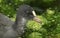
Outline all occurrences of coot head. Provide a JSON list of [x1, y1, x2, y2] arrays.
[[17, 4, 41, 23]]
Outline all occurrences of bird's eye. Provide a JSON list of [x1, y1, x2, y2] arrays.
[[26, 11, 32, 15], [26, 11, 29, 13], [26, 10, 35, 17]]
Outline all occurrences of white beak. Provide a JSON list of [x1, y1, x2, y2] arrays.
[[32, 11, 36, 17], [32, 11, 42, 23]]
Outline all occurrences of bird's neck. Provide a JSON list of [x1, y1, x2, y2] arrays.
[[13, 16, 27, 35]]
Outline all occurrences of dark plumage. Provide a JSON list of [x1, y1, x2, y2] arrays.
[[0, 4, 41, 38]]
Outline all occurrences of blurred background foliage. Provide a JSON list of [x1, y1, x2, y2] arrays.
[[0, 0, 60, 38]]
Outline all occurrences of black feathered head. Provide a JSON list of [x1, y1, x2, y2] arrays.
[[17, 4, 41, 23]]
